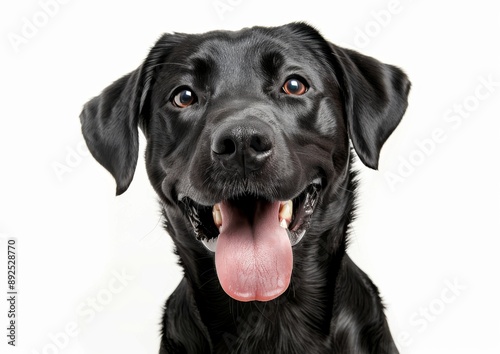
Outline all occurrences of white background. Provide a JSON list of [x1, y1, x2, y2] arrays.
[[1, 0, 499, 353]]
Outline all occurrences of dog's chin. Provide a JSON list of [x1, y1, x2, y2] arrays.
[[178, 178, 321, 302]]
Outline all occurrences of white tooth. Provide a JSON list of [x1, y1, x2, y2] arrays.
[[279, 200, 293, 221], [312, 178, 322, 186], [280, 219, 288, 229], [202, 237, 218, 252], [212, 203, 222, 229]]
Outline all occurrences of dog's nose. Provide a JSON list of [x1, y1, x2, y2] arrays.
[[211, 121, 273, 176]]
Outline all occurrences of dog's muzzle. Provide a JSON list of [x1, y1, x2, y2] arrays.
[[178, 118, 324, 302]]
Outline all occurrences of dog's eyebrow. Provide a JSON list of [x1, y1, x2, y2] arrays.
[[260, 51, 284, 80], [191, 57, 214, 86]]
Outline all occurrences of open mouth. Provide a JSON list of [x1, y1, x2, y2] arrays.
[[180, 178, 321, 302], [181, 178, 322, 252]]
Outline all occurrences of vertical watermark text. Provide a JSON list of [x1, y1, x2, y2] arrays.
[[6, 237, 18, 347]]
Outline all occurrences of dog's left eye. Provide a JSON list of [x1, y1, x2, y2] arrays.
[[282, 78, 308, 95], [172, 88, 197, 108]]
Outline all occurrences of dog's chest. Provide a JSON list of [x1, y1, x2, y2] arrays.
[[210, 306, 331, 354]]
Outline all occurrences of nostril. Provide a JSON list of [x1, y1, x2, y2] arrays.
[[213, 137, 236, 156], [250, 135, 272, 153], [221, 138, 236, 155]]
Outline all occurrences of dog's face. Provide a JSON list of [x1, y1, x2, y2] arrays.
[[81, 23, 410, 303]]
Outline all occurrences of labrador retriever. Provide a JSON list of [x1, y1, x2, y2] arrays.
[[80, 22, 410, 354]]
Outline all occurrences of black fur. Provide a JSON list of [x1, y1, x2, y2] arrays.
[[80, 23, 410, 353]]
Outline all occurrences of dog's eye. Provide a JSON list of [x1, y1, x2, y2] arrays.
[[172, 88, 197, 108], [282, 78, 308, 95]]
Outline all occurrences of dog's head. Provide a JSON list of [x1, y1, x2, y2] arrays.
[[80, 23, 410, 302]]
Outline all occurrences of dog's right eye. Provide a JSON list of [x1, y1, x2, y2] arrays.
[[171, 88, 197, 108], [282, 77, 308, 96]]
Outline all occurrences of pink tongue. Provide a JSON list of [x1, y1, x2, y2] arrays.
[[215, 200, 293, 302]]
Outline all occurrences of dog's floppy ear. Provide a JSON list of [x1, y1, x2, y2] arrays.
[[80, 34, 174, 195], [329, 43, 411, 169], [80, 71, 142, 195]]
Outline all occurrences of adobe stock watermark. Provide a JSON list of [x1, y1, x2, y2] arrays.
[[31, 268, 134, 354], [397, 277, 466, 349], [212, 0, 244, 21], [385, 74, 499, 191], [352, 0, 404, 49], [7, 0, 72, 53], [51, 139, 90, 182]]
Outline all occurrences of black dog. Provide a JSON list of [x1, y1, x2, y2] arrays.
[[80, 23, 410, 353]]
